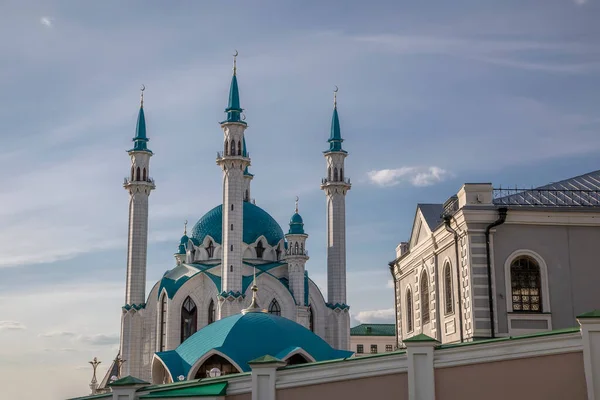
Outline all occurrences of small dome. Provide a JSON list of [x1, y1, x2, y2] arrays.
[[288, 212, 305, 235], [191, 202, 284, 247], [180, 234, 189, 245], [154, 312, 352, 380]]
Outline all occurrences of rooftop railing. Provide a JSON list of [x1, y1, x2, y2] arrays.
[[493, 187, 600, 207]]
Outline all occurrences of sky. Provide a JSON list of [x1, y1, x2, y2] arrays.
[[1, 0, 599, 398]]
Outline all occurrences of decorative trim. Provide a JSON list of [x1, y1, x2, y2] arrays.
[[122, 303, 147, 311], [187, 349, 245, 380], [326, 302, 350, 311]]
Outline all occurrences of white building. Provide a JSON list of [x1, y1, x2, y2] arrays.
[[350, 323, 396, 356], [105, 55, 352, 385]]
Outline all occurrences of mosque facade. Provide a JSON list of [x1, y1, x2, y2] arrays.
[[114, 55, 351, 383]]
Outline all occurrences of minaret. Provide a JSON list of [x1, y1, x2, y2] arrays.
[[242, 138, 254, 202], [320, 87, 351, 350], [285, 197, 311, 328], [216, 52, 251, 318], [123, 85, 155, 307], [120, 86, 155, 379]]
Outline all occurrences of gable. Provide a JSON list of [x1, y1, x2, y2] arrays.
[[408, 208, 433, 250]]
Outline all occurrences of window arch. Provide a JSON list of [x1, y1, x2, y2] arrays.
[[333, 167, 338, 181], [245, 190, 249, 202], [143, 168, 147, 181], [406, 288, 413, 333], [181, 297, 197, 343], [237, 140, 242, 156], [275, 245, 281, 261], [421, 270, 430, 324], [255, 241, 264, 258], [268, 299, 281, 316], [328, 167, 332, 181], [159, 293, 167, 351], [131, 166, 134, 180], [208, 299, 215, 324], [206, 240, 214, 258], [136, 167, 141, 181], [444, 263, 453, 314], [510, 256, 542, 312], [224, 139, 229, 155], [309, 306, 314, 332], [230, 140, 235, 155], [294, 242, 299, 254], [340, 167, 344, 181]]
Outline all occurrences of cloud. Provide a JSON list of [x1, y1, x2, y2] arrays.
[[39, 331, 119, 346], [354, 308, 396, 324], [367, 166, 451, 187], [0, 321, 26, 331], [573, 0, 587, 5], [386, 280, 394, 289], [40, 17, 52, 27]]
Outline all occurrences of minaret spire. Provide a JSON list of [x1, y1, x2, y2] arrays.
[[320, 86, 350, 350]]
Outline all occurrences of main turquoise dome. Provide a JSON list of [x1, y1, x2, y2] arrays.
[[191, 202, 285, 246], [154, 312, 353, 379]]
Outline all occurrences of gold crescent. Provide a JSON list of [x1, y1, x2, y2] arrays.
[[141, 84, 145, 92], [233, 49, 239, 57], [334, 85, 339, 93]]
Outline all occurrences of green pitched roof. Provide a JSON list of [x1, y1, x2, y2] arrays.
[[325, 106, 346, 153], [577, 310, 600, 319], [248, 354, 284, 364], [129, 105, 152, 153], [222, 73, 246, 124], [139, 382, 227, 398], [403, 333, 438, 343], [350, 324, 395, 337], [68, 394, 112, 400], [109, 375, 150, 386]]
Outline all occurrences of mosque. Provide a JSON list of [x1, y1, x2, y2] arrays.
[[102, 54, 353, 386]]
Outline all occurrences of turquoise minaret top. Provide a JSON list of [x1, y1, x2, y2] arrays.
[[288, 197, 305, 235], [129, 88, 152, 153], [222, 52, 246, 125], [325, 88, 345, 153]]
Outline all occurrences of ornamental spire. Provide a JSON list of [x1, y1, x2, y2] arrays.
[[326, 86, 344, 153], [129, 85, 152, 153], [295, 196, 299, 214], [222, 51, 245, 124], [242, 268, 266, 314], [184, 220, 188, 236]]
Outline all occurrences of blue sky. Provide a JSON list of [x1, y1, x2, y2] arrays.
[[1, 0, 600, 398]]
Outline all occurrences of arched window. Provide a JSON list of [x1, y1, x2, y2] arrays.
[[143, 168, 147, 181], [194, 354, 238, 379], [237, 140, 242, 156], [181, 297, 197, 343], [421, 270, 430, 324], [159, 294, 167, 351], [406, 288, 413, 333], [309, 306, 314, 332], [230, 140, 235, 155], [268, 299, 281, 316], [510, 256, 542, 312], [328, 167, 332, 181], [333, 167, 338, 181], [208, 299, 215, 324], [136, 167, 141, 181], [294, 242, 299, 254], [255, 241, 264, 258], [206, 241, 214, 258], [245, 190, 249, 202], [340, 168, 344, 181], [275, 245, 281, 261], [300, 242, 304, 254], [131, 166, 134, 180], [444, 263, 453, 314], [224, 140, 229, 155]]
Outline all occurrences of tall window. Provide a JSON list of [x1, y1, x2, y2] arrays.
[[275, 245, 281, 261], [208, 299, 215, 324], [340, 168, 344, 180], [136, 167, 141, 181], [444, 263, 453, 314], [181, 297, 197, 343], [328, 167, 332, 181], [334, 168, 338, 181], [356, 344, 364, 354], [230, 140, 235, 155], [309, 306, 314, 332], [255, 241, 264, 258], [406, 288, 413, 332], [237, 140, 242, 156], [159, 294, 167, 351], [421, 270, 430, 324], [294, 242, 299, 254], [268, 299, 281, 316], [206, 241, 214, 258], [224, 140, 228, 155], [511, 256, 542, 312], [143, 168, 147, 181]]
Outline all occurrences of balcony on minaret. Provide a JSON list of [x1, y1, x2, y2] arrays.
[[286, 247, 309, 257], [320, 176, 351, 190], [216, 150, 250, 161], [123, 176, 156, 189]]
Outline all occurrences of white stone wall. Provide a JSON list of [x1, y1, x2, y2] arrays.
[[325, 192, 347, 305]]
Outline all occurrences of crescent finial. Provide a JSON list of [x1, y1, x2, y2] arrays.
[[295, 196, 299, 213], [233, 50, 238, 76], [140, 84, 145, 107], [333, 85, 338, 107]]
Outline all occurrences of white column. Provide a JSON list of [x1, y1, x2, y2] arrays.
[[248, 357, 287, 400], [578, 311, 600, 400], [404, 335, 438, 400]]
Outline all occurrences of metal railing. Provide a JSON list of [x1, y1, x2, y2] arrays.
[[493, 187, 600, 207], [286, 249, 309, 256], [124, 177, 155, 185], [216, 151, 250, 159], [321, 177, 351, 185]]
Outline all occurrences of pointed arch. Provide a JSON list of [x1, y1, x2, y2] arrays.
[[159, 293, 167, 351], [294, 242, 299, 254], [444, 262, 453, 314], [230, 140, 236, 155], [420, 270, 430, 324], [309, 305, 314, 332], [181, 296, 197, 343], [300, 242, 304, 254], [136, 167, 141, 181], [208, 299, 215, 324], [333, 167, 338, 182], [328, 167, 332, 181], [131, 166, 134, 180], [255, 240, 264, 258], [268, 299, 281, 316], [224, 139, 229, 155], [275, 244, 281, 261], [143, 168, 147, 181], [206, 240, 215, 258], [406, 287, 413, 333], [245, 189, 249, 202], [237, 140, 242, 156], [340, 167, 344, 181]]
